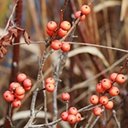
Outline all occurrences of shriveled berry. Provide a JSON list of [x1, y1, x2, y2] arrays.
[[109, 86, 119, 96], [51, 40, 62, 50], [81, 5, 91, 15], [47, 21, 57, 31], [12, 99, 21, 108], [101, 79, 112, 90], [61, 111, 68, 121], [105, 101, 114, 110], [45, 77, 55, 84], [61, 92, 70, 101], [93, 107, 102, 116], [90, 95, 99, 105], [58, 28, 67, 37], [99, 96, 108, 105], [67, 114, 77, 124], [3, 90, 14, 102], [61, 42, 71, 52], [45, 83, 55, 92], [17, 73, 27, 83], [96, 83, 105, 93], [60, 21, 71, 31], [68, 107, 78, 115]]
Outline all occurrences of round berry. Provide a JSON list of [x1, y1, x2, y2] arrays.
[[12, 99, 21, 108], [109, 86, 119, 96], [23, 78, 32, 88], [99, 96, 108, 105], [90, 95, 99, 105], [15, 86, 25, 96], [45, 83, 55, 92], [67, 114, 77, 124], [24, 86, 31, 91], [105, 101, 114, 110], [9, 82, 20, 91], [68, 107, 78, 115], [116, 74, 126, 84], [61, 111, 68, 121], [109, 73, 118, 81], [61, 92, 70, 101], [81, 5, 91, 15], [101, 79, 112, 90], [51, 40, 62, 50], [58, 28, 67, 37], [17, 73, 27, 83], [93, 107, 102, 116], [15, 94, 25, 100], [45, 77, 55, 84], [96, 83, 105, 93], [75, 11, 82, 18], [80, 15, 86, 21], [60, 21, 71, 31], [61, 42, 71, 52], [46, 28, 54, 36], [47, 21, 57, 31], [3, 90, 14, 102], [76, 113, 82, 122]]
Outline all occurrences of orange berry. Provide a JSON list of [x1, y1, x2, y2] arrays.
[[9, 82, 20, 91], [12, 99, 21, 108], [81, 5, 91, 15], [61, 42, 71, 52], [23, 78, 32, 88], [15, 94, 25, 100], [109, 86, 119, 96], [51, 40, 62, 50], [109, 73, 118, 81], [99, 96, 108, 105], [61, 92, 70, 101], [3, 90, 14, 102], [61, 111, 68, 121], [58, 28, 67, 37], [105, 101, 114, 110], [17, 73, 27, 83], [96, 83, 105, 93], [47, 21, 57, 31], [46, 28, 54, 36], [68, 107, 78, 115], [45, 83, 55, 92], [101, 79, 112, 90], [116, 74, 126, 84], [90, 95, 99, 105], [93, 107, 102, 116], [45, 77, 55, 84], [67, 114, 77, 124], [76, 113, 82, 122], [60, 21, 71, 31], [15, 86, 25, 96]]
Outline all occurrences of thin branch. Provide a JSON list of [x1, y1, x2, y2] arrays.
[[89, 116, 100, 128]]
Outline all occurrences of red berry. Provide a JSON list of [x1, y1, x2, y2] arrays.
[[47, 21, 57, 31], [46, 28, 54, 36], [109, 86, 119, 96], [15, 94, 25, 100], [76, 113, 82, 122], [81, 5, 91, 15], [60, 21, 71, 31], [61, 42, 71, 52], [61, 111, 68, 121], [17, 73, 27, 83], [61, 92, 70, 101], [45, 77, 55, 84], [58, 28, 67, 37], [45, 83, 55, 92], [105, 101, 114, 110], [101, 79, 112, 90], [15, 86, 25, 96], [9, 82, 20, 91], [51, 40, 62, 50], [99, 96, 108, 105], [3, 90, 14, 102], [116, 74, 126, 84], [75, 11, 81, 18], [93, 107, 102, 116], [12, 99, 21, 108], [23, 78, 32, 88], [68, 107, 78, 115], [24, 86, 31, 91], [96, 83, 105, 93], [80, 15, 86, 21], [109, 73, 118, 81], [90, 95, 99, 105], [67, 114, 77, 124]]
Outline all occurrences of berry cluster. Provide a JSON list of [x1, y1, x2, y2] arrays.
[[3, 73, 32, 108], [45, 77, 55, 92], [89, 73, 126, 116], [75, 4, 91, 21], [61, 107, 81, 124]]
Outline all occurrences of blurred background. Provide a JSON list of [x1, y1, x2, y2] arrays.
[[0, 0, 128, 127]]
